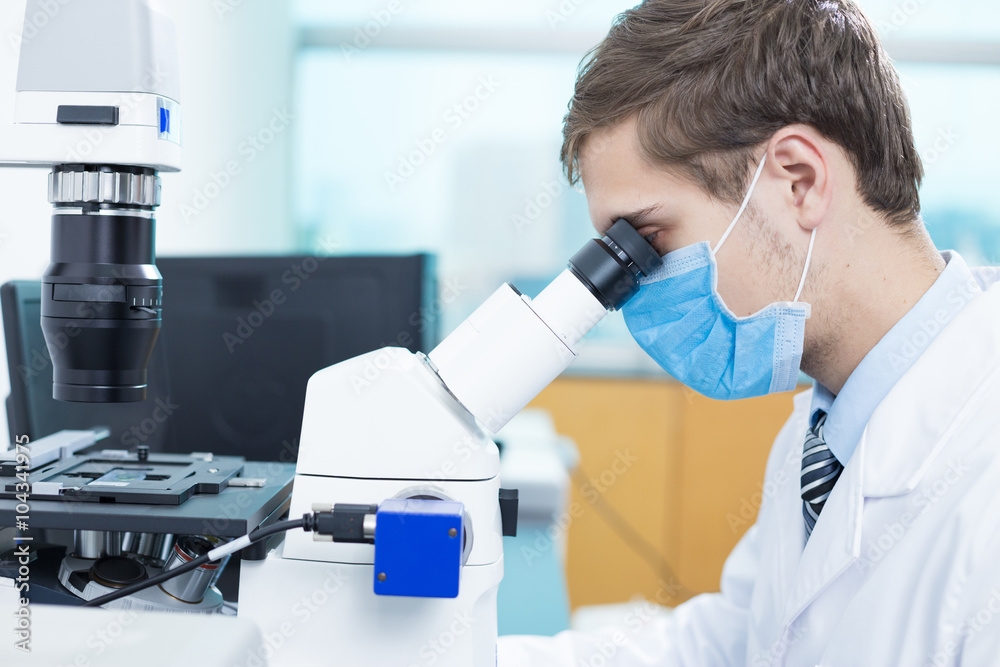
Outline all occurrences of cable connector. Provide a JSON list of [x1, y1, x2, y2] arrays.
[[304, 503, 378, 543]]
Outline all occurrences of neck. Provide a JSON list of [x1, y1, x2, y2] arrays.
[[803, 222, 945, 395]]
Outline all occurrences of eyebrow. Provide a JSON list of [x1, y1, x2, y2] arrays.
[[605, 204, 662, 233]]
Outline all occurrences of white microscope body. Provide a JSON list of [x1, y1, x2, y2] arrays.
[[239, 220, 662, 666], [0, 0, 180, 171]]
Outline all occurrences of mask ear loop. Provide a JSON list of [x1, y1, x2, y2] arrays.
[[793, 227, 816, 303], [711, 153, 769, 257]]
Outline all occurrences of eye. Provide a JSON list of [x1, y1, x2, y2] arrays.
[[633, 224, 663, 246], [644, 230, 673, 256]]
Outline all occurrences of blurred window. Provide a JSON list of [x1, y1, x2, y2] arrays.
[[291, 0, 1000, 374]]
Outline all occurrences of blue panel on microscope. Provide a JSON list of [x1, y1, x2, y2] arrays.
[[373, 498, 464, 598]]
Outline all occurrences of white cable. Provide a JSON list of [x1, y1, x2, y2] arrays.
[[712, 153, 768, 256], [208, 534, 251, 562], [793, 227, 817, 303]]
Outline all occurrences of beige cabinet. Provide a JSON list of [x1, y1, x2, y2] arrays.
[[526, 378, 802, 608]]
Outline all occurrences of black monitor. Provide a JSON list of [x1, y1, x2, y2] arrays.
[[2, 254, 436, 461]]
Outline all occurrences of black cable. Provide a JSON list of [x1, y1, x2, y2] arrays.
[[571, 467, 695, 604], [81, 518, 306, 608]]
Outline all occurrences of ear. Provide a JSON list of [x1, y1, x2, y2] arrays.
[[766, 124, 833, 232]]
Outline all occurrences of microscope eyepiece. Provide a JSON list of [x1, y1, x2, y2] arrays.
[[42, 164, 163, 403], [567, 218, 663, 310], [428, 220, 663, 432]]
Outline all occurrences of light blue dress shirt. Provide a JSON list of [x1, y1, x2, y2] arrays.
[[809, 251, 981, 465]]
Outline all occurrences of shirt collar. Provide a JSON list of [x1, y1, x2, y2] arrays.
[[808, 251, 979, 464]]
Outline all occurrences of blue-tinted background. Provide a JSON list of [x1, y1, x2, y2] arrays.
[[0, 0, 995, 427], [290, 0, 1000, 374]]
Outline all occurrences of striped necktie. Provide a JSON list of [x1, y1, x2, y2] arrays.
[[801, 411, 843, 539]]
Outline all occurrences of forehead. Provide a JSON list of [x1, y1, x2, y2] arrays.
[[578, 118, 707, 231], [578, 118, 644, 188]]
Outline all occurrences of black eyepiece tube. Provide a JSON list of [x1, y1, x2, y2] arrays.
[[568, 219, 663, 310], [42, 164, 163, 403]]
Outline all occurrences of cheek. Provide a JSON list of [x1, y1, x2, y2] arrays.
[[713, 209, 800, 315], [715, 263, 764, 317], [714, 237, 783, 316]]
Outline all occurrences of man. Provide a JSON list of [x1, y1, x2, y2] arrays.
[[499, 1, 1000, 665]]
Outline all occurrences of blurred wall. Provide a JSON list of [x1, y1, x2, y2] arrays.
[[0, 0, 295, 441]]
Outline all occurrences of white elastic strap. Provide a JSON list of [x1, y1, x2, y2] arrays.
[[208, 534, 251, 562], [712, 153, 769, 257], [793, 227, 817, 303]]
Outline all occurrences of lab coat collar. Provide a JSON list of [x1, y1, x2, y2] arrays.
[[861, 263, 999, 498], [781, 415, 865, 628], [778, 257, 1000, 628]]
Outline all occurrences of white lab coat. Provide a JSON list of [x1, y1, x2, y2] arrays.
[[499, 266, 1000, 666]]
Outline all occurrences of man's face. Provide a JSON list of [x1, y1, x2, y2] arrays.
[[578, 117, 805, 318]]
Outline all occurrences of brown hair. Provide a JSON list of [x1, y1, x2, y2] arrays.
[[562, 0, 922, 226]]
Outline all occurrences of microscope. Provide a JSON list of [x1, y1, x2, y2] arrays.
[[0, 0, 267, 620], [238, 219, 662, 666], [2, 2, 668, 662], [1, 0, 180, 403]]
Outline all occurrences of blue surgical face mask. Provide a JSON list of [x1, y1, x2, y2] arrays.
[[622, 155, 816, 400]]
